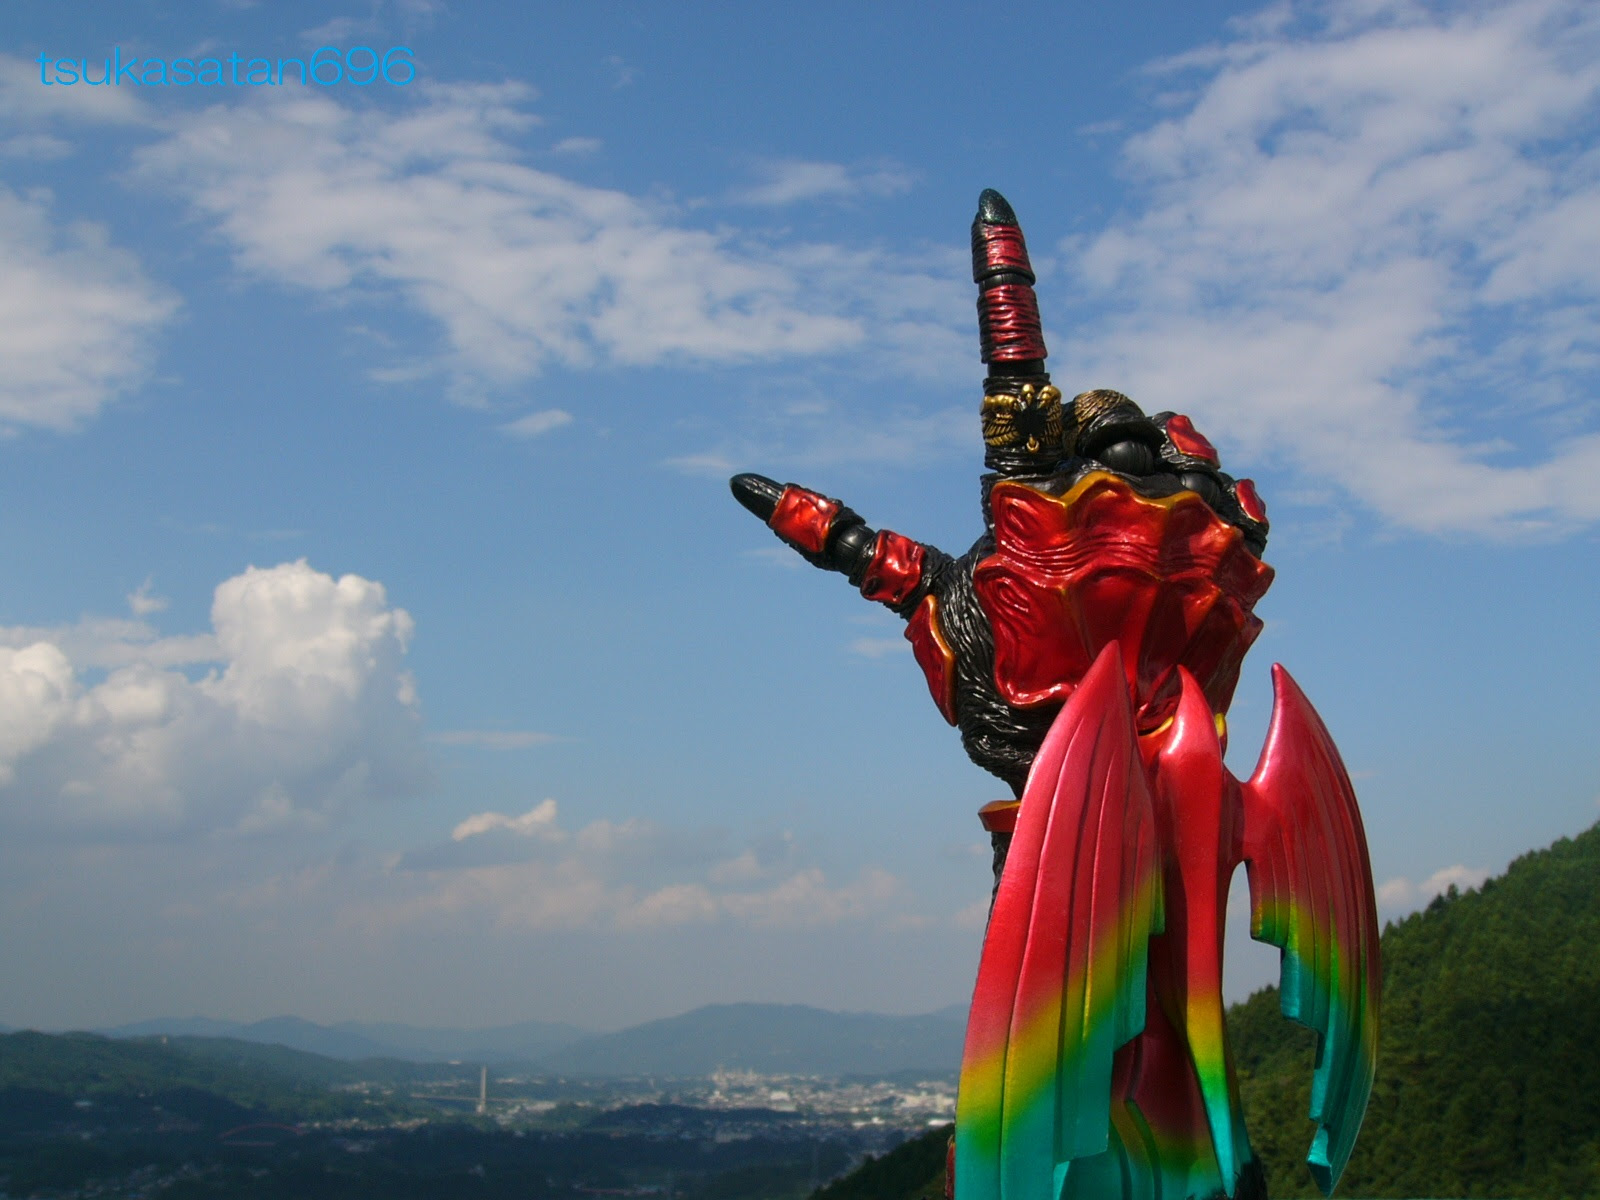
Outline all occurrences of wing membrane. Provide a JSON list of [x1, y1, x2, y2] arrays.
[[956, 642, 1164, 1200], [1240, 665, 1380, 1196]]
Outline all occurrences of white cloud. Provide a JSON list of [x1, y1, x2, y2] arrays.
[[550, 136, 601, 156], [0, 134, 71, 160], [0, 561, 427, 834], [667, 399, 974, 478], [603, 55, 634, 90], [375, 804, 905, 933], [849, 636, 908, 659], [126, 578, 168, 617], [663, 451, 737, 476], [952, 897, 991, 932], [733, 159, 915, 207], [299, 16, 374, 45], [719, 866, 901, 927], [621, 883, 720, 929], [1060, 0, 1600, 536], [1377, 863, 1492, 913], [499, 409, 573, 438], [0, 616, 218, 672], [0, 53, 151, 126], [707, 848, 766, 885], [742, 546, 804, 571], [125, 85, 872, 396], [0, 186, 177, 432], [452, 798, 562, 841], [0, 54, 966, 443]]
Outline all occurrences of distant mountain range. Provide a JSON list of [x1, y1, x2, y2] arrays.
[[99, 1014, 589, 1066], [540, 1002, 967, 1078], [89, 1002, 968, 1077]]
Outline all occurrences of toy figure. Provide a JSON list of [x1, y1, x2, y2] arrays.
[[731, 191, 1379, 1200]]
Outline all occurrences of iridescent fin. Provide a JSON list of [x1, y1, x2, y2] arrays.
[[1240, 665, 1381, 1196], [956, 642, 1165, 1200]]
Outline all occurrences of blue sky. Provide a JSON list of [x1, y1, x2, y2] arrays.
[[0, 0, 1596, 1033]]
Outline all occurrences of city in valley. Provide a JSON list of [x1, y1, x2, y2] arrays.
[[384, 1065, 955, 1131], [0, 1028, 958, 1200]]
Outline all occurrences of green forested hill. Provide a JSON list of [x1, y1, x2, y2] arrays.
[[822, 820, 1600, 1200], [813, 1124, 950, 1200], [0, 1030, 418, 1123], [1245, 820, 1600, 1198]]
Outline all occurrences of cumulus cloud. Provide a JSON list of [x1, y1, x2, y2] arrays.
[[1377, 863, 1492, 913], [1059, 0, 1600, 536], [0, 561, 427, 834]]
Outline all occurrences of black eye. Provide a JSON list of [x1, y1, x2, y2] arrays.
[[1180, 470, 1224, 509], [1097, 440, 1156, 475]]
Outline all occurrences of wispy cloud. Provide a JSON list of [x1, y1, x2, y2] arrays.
[[741, 546, 804, 571], [849, 636, 907, 659], [429, 730, 562, 750], [665, 400, 973, 477], [1058, 0, 1600, 536], [0, 53, 150, 125], [550, 136, 601, 156], [499, 409, 573, 438], [298, 16, 374, 45], [375, 802, 908, 932], [602, 55, 634, 90], [127, 83, 894, 399], [0, 133, 71, 160], [0, 59, 175, 433], [453, 798, 562, 841], [126, 578, 169, 618], [732, 159, 915, 207], [0, 186, 177, 433], [0, 55, 965, 446]]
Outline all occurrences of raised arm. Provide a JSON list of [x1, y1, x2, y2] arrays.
[[728, 473, 951, 616]]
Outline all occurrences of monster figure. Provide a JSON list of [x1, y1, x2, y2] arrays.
[[730, 192, 1379, 1200]]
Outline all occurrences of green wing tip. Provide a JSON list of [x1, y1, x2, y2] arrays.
[[1308, 1127, 1337, 1197]]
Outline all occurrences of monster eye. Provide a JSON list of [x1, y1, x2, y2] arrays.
[[1179, 470, 1225, 510], [1097, 440, 1157, 475]]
